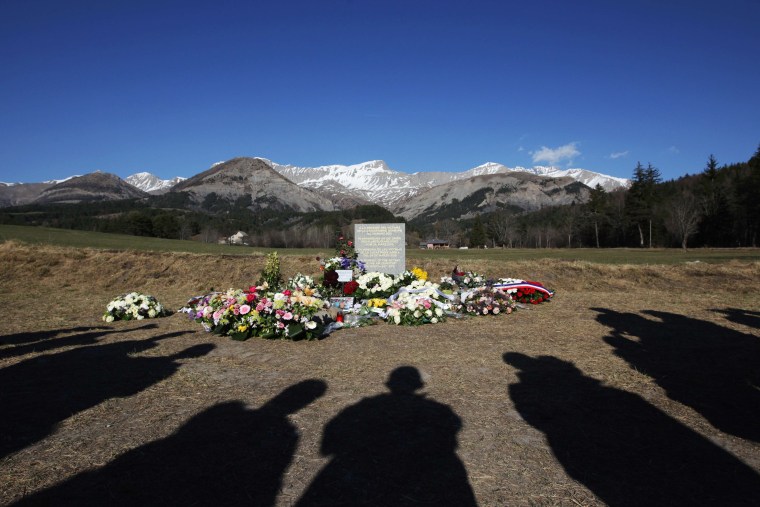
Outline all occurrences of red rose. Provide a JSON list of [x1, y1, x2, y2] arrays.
[[283, 290, 292, 297], [343, 280, 359, 295], [348, 241, 353, 247], [531, 300, 538, 305], [246, 293, 255, 303]]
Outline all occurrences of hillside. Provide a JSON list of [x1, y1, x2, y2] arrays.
[[34, 172, 149, 204], [170, 158, 335, 213], [395, 172, 590, 222]]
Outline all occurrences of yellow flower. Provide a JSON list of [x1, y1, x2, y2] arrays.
[[368, 298, 388, 308], [237, 324, 248, 332], [412, 267, 428, 281]]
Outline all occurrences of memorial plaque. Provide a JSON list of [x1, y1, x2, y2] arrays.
[[355, 223, 406, 275], [335, 270, 353, 282]]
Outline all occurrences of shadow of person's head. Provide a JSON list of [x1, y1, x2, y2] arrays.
[[385, 366, 424, 394], [503, 352, 584, 380]]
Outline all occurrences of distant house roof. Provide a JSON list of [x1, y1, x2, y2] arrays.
[[425, 238, 449, 244]]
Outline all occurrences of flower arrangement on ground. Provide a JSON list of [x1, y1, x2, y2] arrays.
[[494, 278, 555, 304], [286, 273, 318, 294], [103, 292, 167, 322], [459, 287, 516, 315], [384, 281, 451, 325], [354, 271, 397, 299], [511, 283, 552, 304], [386, 290, 446, 325], [318, 233, 366, 294], [185, 286, 330, 341], [440, 266, 488, 290], [342, 280, 360, 296], [394, 267, 428, 287]]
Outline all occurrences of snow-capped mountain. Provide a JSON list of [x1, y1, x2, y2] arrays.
[[268, 159, 628, 210], [264, 159, 435, 208], [458, 163, 629, 191], [125, 172, 186, 194]]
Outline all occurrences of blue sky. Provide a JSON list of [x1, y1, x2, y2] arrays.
[[1, 0, 758, 183]]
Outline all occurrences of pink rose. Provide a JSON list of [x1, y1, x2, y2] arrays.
[[240, 304, 251, 315], [283, 312, 293, 320]]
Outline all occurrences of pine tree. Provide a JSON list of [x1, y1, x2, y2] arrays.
[[626, 162, 661, 247], [469, 215, 487, 248], [586, 184, 609, 248]]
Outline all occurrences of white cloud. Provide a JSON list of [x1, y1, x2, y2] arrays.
[[669, 145, 680, 154], [608, 150, 629, 159], [531, 142, 580, 165], [517, 146, 525, 152]]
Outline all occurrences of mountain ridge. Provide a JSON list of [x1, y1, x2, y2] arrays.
[[266, 159, 628, 211]]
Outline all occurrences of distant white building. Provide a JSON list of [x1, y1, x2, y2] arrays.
[[419, 238, 450, 249], [221, 231, 250, 246]]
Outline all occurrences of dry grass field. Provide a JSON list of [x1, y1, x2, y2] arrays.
[[1, 240, 759, 506]]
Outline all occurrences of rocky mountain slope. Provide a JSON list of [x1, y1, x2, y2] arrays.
[[456, 162, 629, 190], [33, 172, 149, 204], [170, 157, 335, 212], [0, 182, 55, 207], [394, 172, 590, 222]]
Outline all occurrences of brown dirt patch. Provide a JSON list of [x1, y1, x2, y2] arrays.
[[1, 242, 759, 505]]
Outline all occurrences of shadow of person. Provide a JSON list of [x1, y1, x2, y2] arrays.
[[0, 325, 115, 347], [594, 307, 760, 442], [503, 353, 760, 506], [712, 307, 760, 329], [0, 331, 213, 459], [296, 366, 477, 507], [12, 380, 327, 507], [0, 323, 159, 361]]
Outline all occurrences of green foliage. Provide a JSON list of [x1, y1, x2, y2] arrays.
[[469, 215, 487, 248], [260, 251, 283, 289]]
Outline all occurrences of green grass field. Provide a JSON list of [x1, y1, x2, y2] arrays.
[[2, 223, 759, 264]]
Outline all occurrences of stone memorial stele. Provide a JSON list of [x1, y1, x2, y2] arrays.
[[354, 223, 406, 275]]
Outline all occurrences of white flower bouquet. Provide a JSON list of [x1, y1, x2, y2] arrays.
[[103, 292, 168, 322]]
